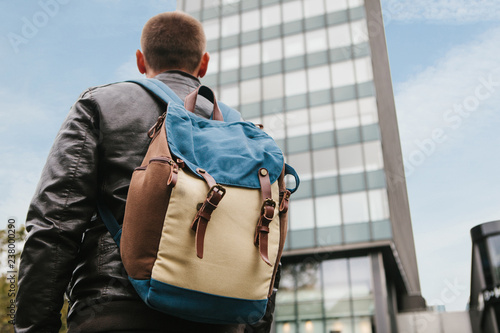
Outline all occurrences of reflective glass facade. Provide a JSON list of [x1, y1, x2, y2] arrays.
[[177, 1, 419, 332], [179, 0, 392, 250], [276, 256, 374, 333]]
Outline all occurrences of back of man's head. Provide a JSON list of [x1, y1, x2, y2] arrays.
[[141, 11, 206, 74]]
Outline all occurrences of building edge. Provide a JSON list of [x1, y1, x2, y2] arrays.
[[364, 0, 425, 309]]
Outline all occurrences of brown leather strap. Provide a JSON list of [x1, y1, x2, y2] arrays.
[[184, 86, 224, 121], [176, 159, 185, 169], [254, 168, 275, 267], [147, 112, 166, 139], [190, 169, 226, 259], [141, 112, 171, 166], [279, 190, 291, 213], [167, 163, 179, 186], [196, 168, 216, 188]]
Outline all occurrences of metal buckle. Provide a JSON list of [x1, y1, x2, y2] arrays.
[[207, 184, 226, 199], [261, 198, 276, 211], [263, 198, 276, 207]]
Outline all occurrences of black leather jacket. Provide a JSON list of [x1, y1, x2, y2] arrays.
[[16, 71, 275, 333]]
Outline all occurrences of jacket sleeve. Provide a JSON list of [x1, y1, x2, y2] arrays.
[[15, 90, 100, 333]]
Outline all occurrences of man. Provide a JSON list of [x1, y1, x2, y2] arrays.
[[16, 12, 276, 333]]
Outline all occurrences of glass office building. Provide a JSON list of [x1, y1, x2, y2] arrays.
[[177, 0, 426, 332]]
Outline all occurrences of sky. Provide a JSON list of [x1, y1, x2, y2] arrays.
[[1, 0, 499, 314]]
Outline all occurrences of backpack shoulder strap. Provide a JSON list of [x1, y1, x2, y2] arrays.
[[127, 78, 184, 105], [130, 78, 242, 122], [97, 201, 122, 247]]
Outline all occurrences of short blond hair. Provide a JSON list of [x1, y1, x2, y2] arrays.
[[141, 11, 206, 73]]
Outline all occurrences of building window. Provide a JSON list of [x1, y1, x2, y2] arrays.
[[220, 84, 239, 107], [335, 100, 360, 129], [285, 70, 307, 96], [262, 38, 283, 63], [284, 33, 305, 58], [342, 191, 370, 224], [185, 0, 202, 12], [207, 51, 219, 74], [220, 48, 240, 71], [289, 198, 315, 230], [328, 24, 351, 49], [351, 19, 369, 45], [221, 14, 240, 37], [309, 105, 334, 133], [282, 0, 303, 23], [323, 259, 351, 317], [242, 9, 260, 32], [263, 113, 286, 139], [331, 60, 356, 87], [303, 0, 325, 18], [350, 256, 374, 316], [241, 42, 261, 67], [307, 65, 331, 92], [368, 189, 390, 221], [349, 0, 364, 8], [312, 148, 337, 178], [355, 57, 374, 83], [315, 194, 342, 227], [326, 0, 348, 12], [338, 144, 364, 174], [262, 4, 282, 28], [239, 78, 261, 105], [306, 29, 328, 54], [363, 141, 384, 171], [286, 108, 309, 137], [277, 256, 375, 332], [358, 97, 378, 125], [287, 151, 312, 180], [204, 18, 220, 40], [204, 0, 219, 9], [263, 74, 284, 100]]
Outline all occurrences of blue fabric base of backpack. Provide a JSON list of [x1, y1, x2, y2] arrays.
[[130, 277, 267, 325]]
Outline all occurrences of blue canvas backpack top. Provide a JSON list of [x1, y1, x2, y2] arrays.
[[99, 78, 299, 325]]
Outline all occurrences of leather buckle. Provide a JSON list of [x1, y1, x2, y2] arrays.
[[208, 184, 226, 199], [262, 198, 276, 208], [261, 198, 276, 215]]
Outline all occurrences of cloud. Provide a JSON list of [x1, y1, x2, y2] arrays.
[[382, 0, 500, 23], [393, 25, 500, 311], [394, 25, 500, 162]]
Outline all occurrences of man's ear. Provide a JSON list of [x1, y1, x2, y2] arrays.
[[197, 52, 210, 78], [136, 50, 147, 75]]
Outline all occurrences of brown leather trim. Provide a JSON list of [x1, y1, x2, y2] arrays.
[[184, 86, 224, 121], [141, 114, 171, 166], [254, 168, 275, 267], [190, 184, 226, 259], [279, 190, 291, 213], [121, 118, 175, 280], [268, 165, 288, 297], [196, 168, 216, 188], [147, 112, 166, 138], [122, 161, 174, 279], [167, 163, 179, 186]]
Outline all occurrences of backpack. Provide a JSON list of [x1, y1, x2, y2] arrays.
[[98, 78, 299, 325]]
